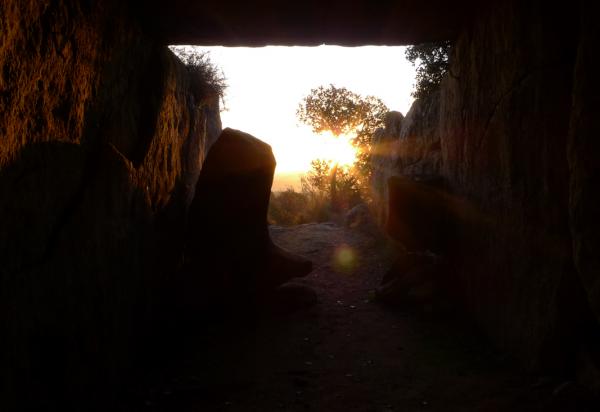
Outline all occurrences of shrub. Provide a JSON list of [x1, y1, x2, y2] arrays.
[[169, 46, 227, 103], [268, 189, 310, 226], [268, 172, 363, 226]]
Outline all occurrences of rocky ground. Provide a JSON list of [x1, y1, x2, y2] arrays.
[[124, 223, 596, 412]]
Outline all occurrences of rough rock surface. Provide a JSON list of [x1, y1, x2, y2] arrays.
[[3, 0, 600, 406], [398, 91, 442, 176], [567, 1, 600, 390], [568, 0, 600, 340], [438, 0, 580, 370], [0, 0, 220, 408], [370, 111, 404, 225], [370, 0, 600, 386], [370, 92, 442, 226]]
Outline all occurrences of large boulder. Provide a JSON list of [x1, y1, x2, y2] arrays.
[[370, 93, 442, 226], [177, 128, 313, 313], [386, 176, 456, 254]]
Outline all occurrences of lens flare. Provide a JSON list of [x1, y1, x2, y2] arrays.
[[333, 244, 358, 274]]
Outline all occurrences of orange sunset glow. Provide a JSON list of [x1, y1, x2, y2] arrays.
[[274, 131, 359, 172], [180, 45, 416, 190]]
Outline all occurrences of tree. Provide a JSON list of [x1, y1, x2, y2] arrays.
[[296, 85, 388, 187], [297, 84, 388, 146], [405, 41, 452, 99], [301, 159, 361, 214], [300, 159, 333, 200]]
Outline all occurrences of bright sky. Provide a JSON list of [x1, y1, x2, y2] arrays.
[[180, 45, 416, 190]]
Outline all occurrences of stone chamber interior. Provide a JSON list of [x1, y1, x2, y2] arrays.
[[1, 0, 599, 410]]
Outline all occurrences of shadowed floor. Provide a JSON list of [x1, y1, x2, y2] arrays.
[[124, 223, 595, 412]]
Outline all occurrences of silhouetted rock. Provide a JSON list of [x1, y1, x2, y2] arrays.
[[268, 243, 315, 287], [386, 176, 455, 254], [345, 203, 379, 237], [179, 128, 313, 313], [376, 252, 441, 310], [269, 283, 319, 314]]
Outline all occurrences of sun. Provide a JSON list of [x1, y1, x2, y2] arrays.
[[311, 131, 358, 167], [271, 127, 360, 175], [268, 128, 361, 190]]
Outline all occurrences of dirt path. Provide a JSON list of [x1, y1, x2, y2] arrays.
[[132, 223, 588, 412]]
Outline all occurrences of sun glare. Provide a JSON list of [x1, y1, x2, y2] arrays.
[[270, 127, 359, 178], [312, 131, 358, 167], [190, 45, 416, 190]]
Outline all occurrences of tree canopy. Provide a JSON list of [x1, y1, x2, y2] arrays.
[[296, 85, 388, 149], [296, 85, 388, 182], [405, 41, 452, 99]]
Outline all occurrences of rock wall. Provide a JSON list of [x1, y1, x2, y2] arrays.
[[567, 0, 600, 391], [0, 0, 221, 407], [375, 0, 600, 380], [439, 0, 580, 369], [370, 91, 442, 226]]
